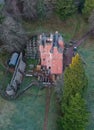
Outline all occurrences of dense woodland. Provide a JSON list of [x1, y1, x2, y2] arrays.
[[0, 0, 94, 52], [0, 0, 94, 130]]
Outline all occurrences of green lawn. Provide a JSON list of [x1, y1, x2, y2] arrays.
[[0, 81, 58, 130], [0, 56, 58, 130], [0, 86, 46, 130], [78, 38, 94, 130]]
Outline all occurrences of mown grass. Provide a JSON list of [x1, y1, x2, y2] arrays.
[[78, 38, 94, 129], [0, 86, 46, 130]]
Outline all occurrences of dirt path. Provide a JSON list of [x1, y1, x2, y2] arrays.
[[64, 28, 94, 67], [74, 29, 93, 47], [43, 87, 52, 130]]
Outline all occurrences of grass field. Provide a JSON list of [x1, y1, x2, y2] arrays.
[[0, 84, 58, 130], [0, 56, 58, 130], [0, 86, 45, 130], [78, 38, 94, 130]]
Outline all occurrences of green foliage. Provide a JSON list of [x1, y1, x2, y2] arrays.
[[56, 0, 77, 20], [82, 0, 94, 19], [61, 93, 88, 130], [76, 0, 85, 13], [37, 0, 46, 20], [63, 54, 88, 104], [58, 54, 88, 130]]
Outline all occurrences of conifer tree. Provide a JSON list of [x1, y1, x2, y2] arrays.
[[58, 54, 88, 130], [60, 93, 88, 130], [56, 0, 77, 20], [63, 54, 88, 104], [70, 54, 88, 92]]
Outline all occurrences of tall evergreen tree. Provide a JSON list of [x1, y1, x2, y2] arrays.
[[56, 0, 77, 20], [63, 54, 88, 104], [70, 54, 88, 92], [58, 54, 88, 130], [60, 93, 88, 130]]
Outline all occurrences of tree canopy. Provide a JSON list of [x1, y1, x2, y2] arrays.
[[63, 54, 88, 104], [82, 0, 94, 18], [58, 54, 88, 130], [60, 93, 88, 130], [56, 0, 77, 20]]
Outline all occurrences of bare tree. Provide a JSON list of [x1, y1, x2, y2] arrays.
[[0, 16, 28, 53]]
